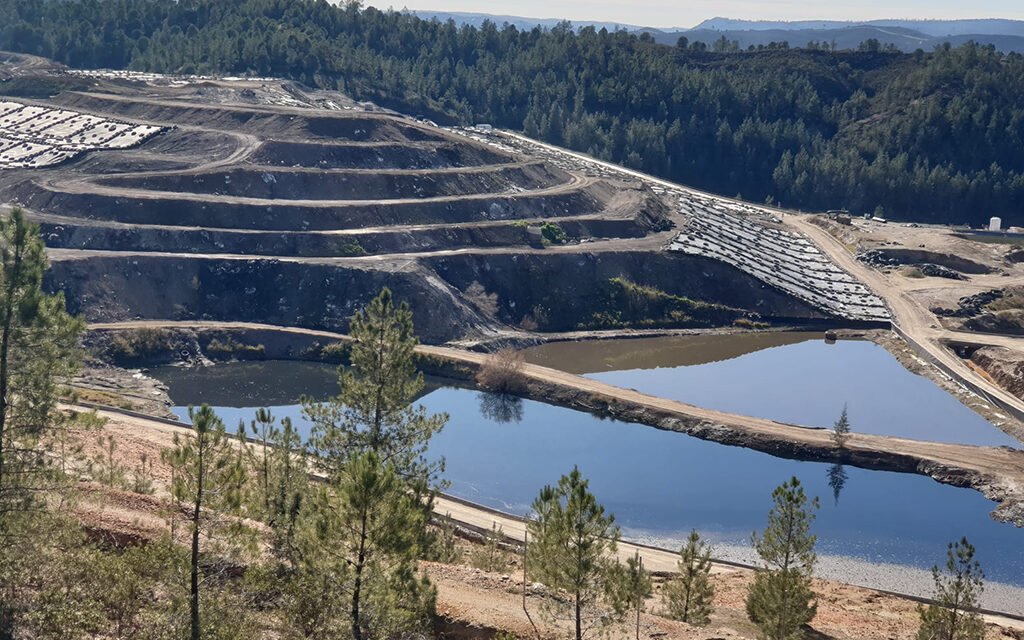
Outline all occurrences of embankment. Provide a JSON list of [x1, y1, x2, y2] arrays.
[[48, 250, 837, 343]]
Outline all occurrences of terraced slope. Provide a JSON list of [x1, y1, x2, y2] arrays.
[[0, 72, 867, 342]]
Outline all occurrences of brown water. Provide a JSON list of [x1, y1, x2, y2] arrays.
[[523, 331, 818, 373]]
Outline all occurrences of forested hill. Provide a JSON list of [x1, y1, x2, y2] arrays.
[[1, 0, 1023, 225]]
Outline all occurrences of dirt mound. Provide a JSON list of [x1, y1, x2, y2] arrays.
[[50, 91, 444, 142], [425, 251, 828, 331], [965, 310, 1024, 336], [38, 212, 653, 257], [16, 179, 614, 231]]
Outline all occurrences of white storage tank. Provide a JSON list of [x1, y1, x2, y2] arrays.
[[990, 216, 1002, 231]]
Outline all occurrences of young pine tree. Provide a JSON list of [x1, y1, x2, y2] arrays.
[[163, 404, 247, 640], [266, 417, 308, 567], [528, 466, 621, 640], [607, 551, 652, 640], [746, 477, 819, 640], [917, 537, 985, 640], [296, 451, 435, 640], [245, 407, 278, 516], [831, 405, 851, 450], [662, 529, 715, 626], [300, 290, 447, 640]]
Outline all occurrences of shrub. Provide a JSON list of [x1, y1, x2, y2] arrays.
[[469, 523, 508, 573], [335, 238, 366, 256], [320, 341, 350, 362], [205, 338, 265, 357], [539, 222, 567, 245], [464, 281, 499, 317], [105, 329, 176, 361], [475, 348, 527, 393]]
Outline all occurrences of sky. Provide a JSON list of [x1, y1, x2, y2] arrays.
[[384, 1, 1024, 29]]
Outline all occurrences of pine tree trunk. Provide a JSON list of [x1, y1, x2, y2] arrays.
[[190, 438, 205, 640], [351, 511, 369, 640], [575, 589, 582, 640], [0, 233, 24, 494]]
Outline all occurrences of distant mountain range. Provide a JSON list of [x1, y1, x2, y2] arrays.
[[693, 18, 1024, 37], [408, 10, 647, 33], [408, 11, 1024, 52]]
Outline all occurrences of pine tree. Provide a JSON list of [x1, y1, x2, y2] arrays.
[[300, 289, 446, 640], [831, 405, 851, 450], [298, 451, 435, 640], [0, 209, 84, 634], [746, 477, 819, 640], [163, 404, 246, 640], [528, 466, 621, 640], [662, 529, 715, 626], [917, 537, 985, 640], [245, 407, 277, 516], [266, 417, 308, 567], [607, 551, 652, 640], [0, 208, 83, 545]]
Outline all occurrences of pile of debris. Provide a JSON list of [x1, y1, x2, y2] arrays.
[[917, 263, 966, 280], [857, 249, 901, 268], [858, 250, 965, 280], [933, 289, 1003, 318]]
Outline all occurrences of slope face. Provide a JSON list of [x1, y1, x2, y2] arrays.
[[1, 66, 875, 342]]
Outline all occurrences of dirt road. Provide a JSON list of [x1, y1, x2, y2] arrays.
[[786, 215, 1024, 417]]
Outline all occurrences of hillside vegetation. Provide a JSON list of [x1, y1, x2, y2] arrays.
[[1, 0, 1023, 225]]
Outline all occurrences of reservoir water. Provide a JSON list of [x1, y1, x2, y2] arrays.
[[149, 333, 1024, 608]]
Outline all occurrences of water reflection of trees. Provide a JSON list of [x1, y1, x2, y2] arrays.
[[827, 464, 848, 505], [478, 392, 524, 424]]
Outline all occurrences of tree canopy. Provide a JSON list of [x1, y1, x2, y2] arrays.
[[0, 0, 1022, 225]]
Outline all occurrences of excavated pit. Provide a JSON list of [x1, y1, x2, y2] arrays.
[[45, 254, 488, 343], [0, 73, 874, 344]]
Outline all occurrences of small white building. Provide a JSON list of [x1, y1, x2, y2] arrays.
[[989, 217, 1002, 231]]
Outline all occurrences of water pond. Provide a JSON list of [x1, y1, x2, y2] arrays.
[[523, 332, 1020, 447], [150, 337, 1024, 600]]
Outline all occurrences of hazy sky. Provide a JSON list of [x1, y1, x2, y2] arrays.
[[387, 1, 1024, 29]]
